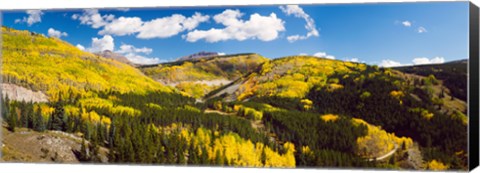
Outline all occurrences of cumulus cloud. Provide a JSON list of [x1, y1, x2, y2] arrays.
[[123, 53, 163, 65], [412, 57, 444, 65], [117, 44, 153, 54], [379, 57, 444, 67], [116, 44, 161, 64], [15, 10, 43, 26], [218, 52, 226, 56], [47, 28, 68, 38], [137, 13, 210, 39], [73, 10, 210, 39], [379, 59, 404, 67], [98, 17, 143, 36], [72, 9, 115, 29], [76, 44, 85, 51], [280, 5, 319, 42], [417, 27, 427, 33], [311, 52, 335, 59], [401, 21, 412, 27], [184, 9, 285, 43], [86, 35, 115, 52]]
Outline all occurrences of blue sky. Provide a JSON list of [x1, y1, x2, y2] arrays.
[[2, 2, 469, 66]]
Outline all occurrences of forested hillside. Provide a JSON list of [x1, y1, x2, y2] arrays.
[[140, 53, 268, 98], [1, 27, 468, 171], [206, 56, 468, 170], [1, 27, 297, 167], [394, 60, 468, 101]]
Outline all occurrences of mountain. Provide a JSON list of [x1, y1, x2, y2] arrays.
[[94, 50, 132, 65], [204, 55, 467, 169], [1, 26, 468, 170], [393, 59, 468, 101], [1, 27, 296, 167], [140, 53, 268, 98], [176, 51, 220, 62], [1, 26, 173, 103]]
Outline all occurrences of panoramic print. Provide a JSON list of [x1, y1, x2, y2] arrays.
[[0, 2, 469, 171]]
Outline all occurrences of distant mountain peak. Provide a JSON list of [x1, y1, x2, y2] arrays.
[[176, 51, 220, 62], [94, 50, 132, 65]]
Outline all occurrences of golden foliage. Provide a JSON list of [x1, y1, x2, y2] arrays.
[[300, 99, 313, 110], [2, 27, 173, 103], [353, 118, 413, 158], [320, 114, 339, 122], [426, 159, 449, 171], [236, 56, 367, 100]]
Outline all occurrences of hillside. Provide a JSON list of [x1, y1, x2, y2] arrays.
[[393, 60, 467, 101], [205, 55, 468, 170], [1, 27, 301, 167], [2, 26, 174, 102], [140, 53, 268, 98], [0, 26, 468, 170]]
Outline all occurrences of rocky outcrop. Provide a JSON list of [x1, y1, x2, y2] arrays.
[[1, 83, 48, 102]]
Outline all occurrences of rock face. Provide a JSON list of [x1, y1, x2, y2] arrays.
[[1, 83, 48, 102]]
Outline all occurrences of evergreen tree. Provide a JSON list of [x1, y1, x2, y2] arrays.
[[50, 101, 66, 131], [7, 106, 17, 132], [34, 107, 46, 132], [1, 96, 9, 120]]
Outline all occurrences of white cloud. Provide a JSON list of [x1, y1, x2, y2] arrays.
[[15, 10, 43, 26], [90, 12, 209, 39], [76, 44, 85, 51], [182, 12, 211, 30], [137, 13, 210, 39], [379, 59, 404, 67], [98, 17, 143, 36], [184, 9, 285, 43], [218, 52, 226, 56], [379, 57, 444, 67], [412, 57, 444, 65], [123, 53, 163, 65], [86, 35, 115, 53], [401, 21, 412, 27], [346, 58, 359, 62], [72, 9, 115, 29], [325, 55, 336, 60], [280, 5, 319, 42], [313, 52, 327, 57], [117, 44, 152, 54], [47, 28, 68, 38], [312, 52, 335, 59], [417, 27, 427, 33]]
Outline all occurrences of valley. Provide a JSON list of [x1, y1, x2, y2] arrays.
[[0, 26, 468, 171]]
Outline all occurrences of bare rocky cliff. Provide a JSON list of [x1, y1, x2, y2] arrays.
[[1, 83, 48, 102]]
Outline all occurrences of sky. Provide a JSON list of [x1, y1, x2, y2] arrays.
[[1, 2, 470, 66]]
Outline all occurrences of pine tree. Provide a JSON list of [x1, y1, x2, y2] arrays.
[[51, 101, 66, 131], [34, 107, 46, 132], [1, 96, 9, 120], [7, 107, 17, 132]]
